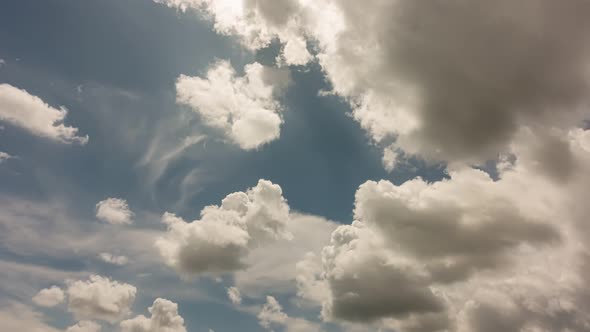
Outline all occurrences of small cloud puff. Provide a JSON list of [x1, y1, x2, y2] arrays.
[[95, 198, 134, 225]]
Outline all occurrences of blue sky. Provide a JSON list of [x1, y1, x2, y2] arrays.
[[1, 1, 590, 332]]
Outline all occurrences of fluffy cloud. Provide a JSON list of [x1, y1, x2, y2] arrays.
[[32, 286, 65, 307], [258, 296, 288, 329], [95, 198, 134, 225], [158, 0, 590, 166], [120, 298, 186, 332], [65, 321, 102, 332], [176, 60, 290, 149], [0, 84, 88, 144], [98, 253, 129, 266], [66, 275, 137, 323], [156, 179, 291, 275], [227, 286, 241, 305], [297, 128, 590, 331]]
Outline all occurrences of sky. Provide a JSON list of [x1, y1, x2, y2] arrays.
[[1, 1, 590, 332]]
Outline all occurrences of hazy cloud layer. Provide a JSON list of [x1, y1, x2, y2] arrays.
[[32, 286, 65, 308], [65, 320, 102, 332]]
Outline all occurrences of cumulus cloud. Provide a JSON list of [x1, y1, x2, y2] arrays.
[[323, 0, 590, 165], [176, 60, 290, 149], [65, 320, 102, 332], [66, 275, 136, 323], [32, 286, 65, 307], [158, 0, 590, 167], [0, 84, 88, 144], [156, 179, 291, 275], [297, 128, 590, 331], [258, 296, 288, 329], [95, 198, 134, 225], [120, 298, 186, 332], [227, 286, 241, 305], [98, 253, 129, 266]]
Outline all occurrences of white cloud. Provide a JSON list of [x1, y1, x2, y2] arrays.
[[65, 321, 102, 332], [32, 286, 65, 307], [156, 179, 291, 275], [0, 151, 13, 163], [227, 286, 241, 305], [176, 60, 289, 149], [95, 198, 134, 225], [66, 275, 137, 323], [258, 296, 288, 329], [0, 83, 88, 144], [98, 253, 129, 266], [120, 298, 186, 332]]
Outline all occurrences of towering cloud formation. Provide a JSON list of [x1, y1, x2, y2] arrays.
[[156, 179, 292, 275], [176, 61, 290, 149], [0, 84, 88, 144], [120, 298, 187, 332]]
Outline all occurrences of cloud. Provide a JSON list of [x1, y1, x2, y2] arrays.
[[160, 0, 590, 167], [234, 213, 338, 297], [98, 253, 129, 266], [66, 275, 137, 323], [0, 302, 60, 332], [65, 321, 102, 332], [321, 0, 590, 165], [176, 60, 290, 149], [257, 296, 288, 329], [0, 83, 88, 144], [257, 295, 323, 332], [296, 128, 590, 331], [154, 0, 312, 65], [120, 298, 187, 332], [0, 151, 13, 163], [32, 286, 65, 307], [227, 286, 242, 305], [156, 179, 291, 275], [95, 198, 135, 225]]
